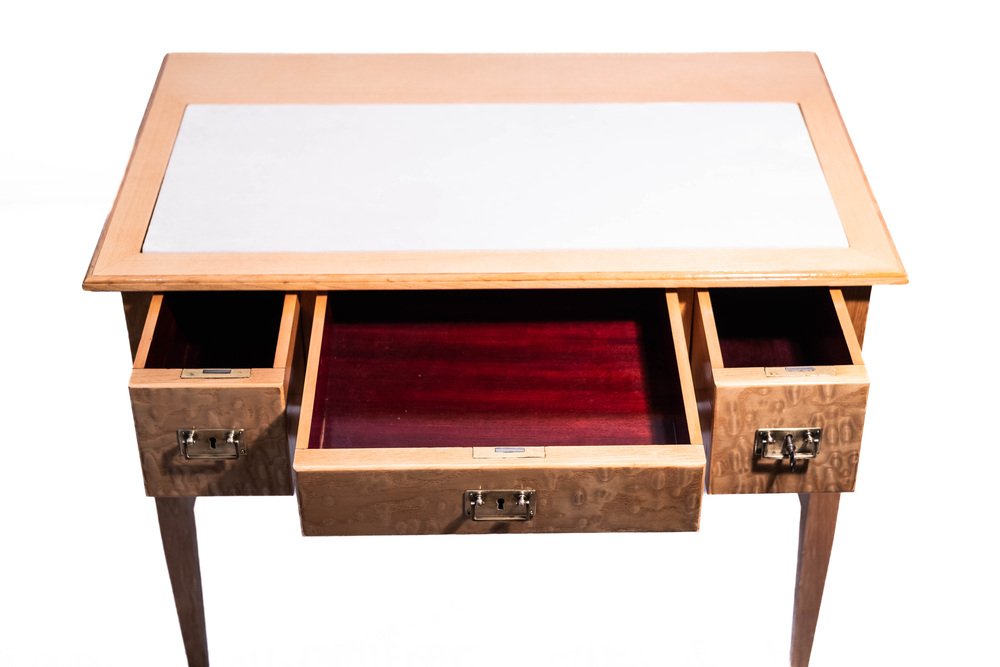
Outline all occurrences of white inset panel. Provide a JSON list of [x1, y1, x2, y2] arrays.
[[143, 103, 847, 253]]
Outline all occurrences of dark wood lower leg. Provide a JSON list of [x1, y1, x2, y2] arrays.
[[790, 492, 840, 667], [155, 497, 209, 667]]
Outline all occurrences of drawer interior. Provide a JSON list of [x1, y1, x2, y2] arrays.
[[137, 292, 288, 369], [306, 289, 691, 449], [707, 287, 856, 368]]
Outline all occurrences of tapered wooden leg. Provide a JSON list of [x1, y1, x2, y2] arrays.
[[790, 492, 840, 667], [155, 497, 209, 667]]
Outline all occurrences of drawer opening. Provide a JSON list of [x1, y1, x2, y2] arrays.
[[306, 290, 691, 449], [707, 288, 855, 368], [140, 292, 286, 369]]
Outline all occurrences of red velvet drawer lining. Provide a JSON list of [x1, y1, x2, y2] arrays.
[[307, 290, 689, 449]]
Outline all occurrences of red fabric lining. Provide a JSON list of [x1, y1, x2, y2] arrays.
[[308, 290, 688, 448]]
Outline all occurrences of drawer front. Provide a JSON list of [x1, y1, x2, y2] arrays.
[[294, 290, 706, 535], [128, 292, 300, 496], [297, 451, 704, 536], [692, 288, 869, 494]]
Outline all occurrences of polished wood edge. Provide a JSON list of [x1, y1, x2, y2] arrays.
[[713, 366, 869, 387], [82, 52, 907, 291], [122, 293, 154, 362], [83, 56, 170, 291], [132, 293, 163, 369], [129, 367, 286, 389], [294, 293, 328, 451], [694, 291, 726, 370], [676, 289, 695, 353], [666, 291, 703, 446], [83, 265, 910, 292], [829, 288, 865, 365], [294, 443, 706, 472], [840, 286, 871, 347], [273, 293, 299, 369]]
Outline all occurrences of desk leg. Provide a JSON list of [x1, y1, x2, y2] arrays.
[[790, 492, 840, 667], [155, 497, 209, 667]]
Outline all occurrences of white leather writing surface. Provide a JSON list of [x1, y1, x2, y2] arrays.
[[143, 103, 847, 253]]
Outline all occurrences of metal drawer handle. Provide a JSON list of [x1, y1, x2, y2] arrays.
[[754, 428, 822, 471], [177, 429, 246, 460], [465, 490, 536, 521]]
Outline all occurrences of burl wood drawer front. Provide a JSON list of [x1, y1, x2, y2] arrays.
[[691, 288, 869, 494], [293, 290, 705, 536], [129, 292, 300, 496]]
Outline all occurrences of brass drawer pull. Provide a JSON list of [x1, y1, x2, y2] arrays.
[[177, 429, 246, 460], [754, 428, 822, 471], [465, 490, 535, 521]]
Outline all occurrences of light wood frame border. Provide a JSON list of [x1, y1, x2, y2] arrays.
[[83, 53, 906, 291]]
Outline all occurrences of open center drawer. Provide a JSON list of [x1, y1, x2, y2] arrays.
[[129, 292, 300, 496], [690, 288, 869, 494], [293, 290, 705, 535]]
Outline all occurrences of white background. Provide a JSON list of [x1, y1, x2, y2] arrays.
[[1, 2, 996, 666]]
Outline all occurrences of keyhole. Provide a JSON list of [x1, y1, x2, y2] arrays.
[[209, 437, 217, 449], [496, 498, 505, 511]]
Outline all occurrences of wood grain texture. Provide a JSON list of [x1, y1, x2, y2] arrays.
[[693, 290, 869, 494], [128, 293, 299, 496], [82, 53, 906, 291], [122, 292, 153, 361], [155, 497, 209, 667], [132, 293, 162, 369], [708, 376, 868, 493], [296, 452, 704, 536], [689, 292, 717, 478], [666, 291, 702, 446], [294, 289, 705, 535], [841, 286, 871, 346], [130, 379, 292, 496], [791, 492, 840, 667], [676, 288, 694, 354]]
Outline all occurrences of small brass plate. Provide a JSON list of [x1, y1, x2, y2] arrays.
[[181, 368, 252, 379], [764, 367, 836, 377], [472, 446, 545, 459], [177, 429, 246, 460], [465, 490, 536, 521]]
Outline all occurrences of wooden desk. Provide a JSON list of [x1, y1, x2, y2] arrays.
[[83, 53, 905, 667]]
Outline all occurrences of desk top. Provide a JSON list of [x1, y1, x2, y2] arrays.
[[83, 53, 905, 291]]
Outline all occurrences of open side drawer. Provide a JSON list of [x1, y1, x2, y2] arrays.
[[293, 290, 705, 536], [129, 292, 300, 496], [691, 288, 868, 494]]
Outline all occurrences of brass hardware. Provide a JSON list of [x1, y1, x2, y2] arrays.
[[753, 428, 822, 470], [465, 490, 536, 521], [181, 368, 252, 379], [764, 367, 835, 377], [472, 446, 545, 459], [177, 429, 246, 459]]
